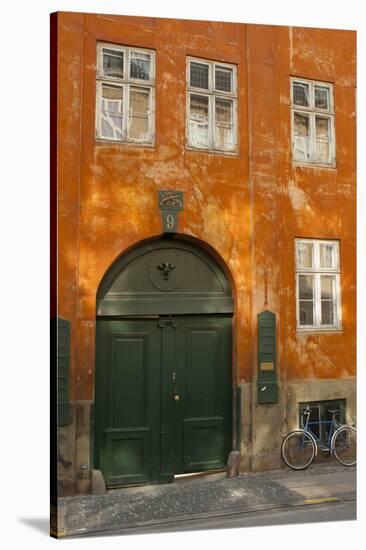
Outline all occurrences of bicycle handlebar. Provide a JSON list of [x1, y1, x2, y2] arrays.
[[302, 406, 340, 417]]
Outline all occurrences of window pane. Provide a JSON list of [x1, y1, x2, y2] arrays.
[[320, 244, 335, 269], [130, 51, 151, 81], [296, 242, 313, 268], [297, 250, 321, 327], [190, 62, 209, 89], [323, 401, 344, 441], [103, 49, 124, 78], [215, 98, 233, 124], [315, 141, 330, 163], [214, 98, 234, 150], [293, 82, 310, 107], [299, 275, 314, 299], [321, 276, 335, 299], [315, 116, 330, 139], [293, 112, 310, 162], [299, 301, 314, 325], [294, 112, 310, 136], [315, 116, 331, 163], [189, 94, 209, 147], [314, 85, 330, 110], [215, 66, 233, 93], [321, 276, 336, 325], [128, 88, 149, 141], [321, 301, 335, 325], [101, 85, 123, 139]]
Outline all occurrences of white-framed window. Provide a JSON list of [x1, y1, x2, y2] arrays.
[[295, 239, 341, 330], [290, 78, 335, 166], [96, 43, 155, 144], [186, 57, 237, 153]]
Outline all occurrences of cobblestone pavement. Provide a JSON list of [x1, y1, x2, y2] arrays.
[[58, 463, 356, 537]]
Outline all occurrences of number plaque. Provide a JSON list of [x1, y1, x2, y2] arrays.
[[158, 190, 184, 234]]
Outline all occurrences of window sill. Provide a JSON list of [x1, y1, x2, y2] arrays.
[[95, 138, 155, 149], [186, 146, 239, 157], [296, 327, 343, 334], [292, 161, 337, 170]]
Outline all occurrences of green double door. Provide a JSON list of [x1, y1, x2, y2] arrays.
[[94, 315, 232, 487]]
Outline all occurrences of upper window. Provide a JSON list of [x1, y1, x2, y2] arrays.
[[96, 43, 155, 144], [291, 78, 335, 167], [295, 239, 341, 330], [187, 58, 237, 153]]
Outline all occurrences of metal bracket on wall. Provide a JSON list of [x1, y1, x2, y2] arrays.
[[158, 318, 178, 328]]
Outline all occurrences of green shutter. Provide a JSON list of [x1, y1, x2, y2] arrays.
[[57, 318, 71, 426], [257, 310, 278, 404]]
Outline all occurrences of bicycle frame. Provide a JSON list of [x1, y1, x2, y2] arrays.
[[301, 409, 339, 451]]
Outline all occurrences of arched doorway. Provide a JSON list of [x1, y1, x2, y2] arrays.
[[94, 238, 234, 487]]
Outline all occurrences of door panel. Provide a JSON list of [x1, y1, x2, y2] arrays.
[[183, 417, 224, 471], [103, 428, 151, 485], [110, 335, 148, 427], [94, 319, 161, 487], [185, 328, 219, 417]]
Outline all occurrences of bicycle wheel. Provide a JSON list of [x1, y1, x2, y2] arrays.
[[281, 430, 316, 470], [332, 426, 356, 466]]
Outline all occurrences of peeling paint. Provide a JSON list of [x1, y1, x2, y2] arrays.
[[288, 179, 311, 212]]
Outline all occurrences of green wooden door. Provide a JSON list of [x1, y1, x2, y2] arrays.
[[160, 315, 232, 478], [94, 319, 162, 486], [95, 315, 232, 487], [179, 316, 232, 473]]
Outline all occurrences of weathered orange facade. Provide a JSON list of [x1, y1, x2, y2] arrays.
[[53, 12, 356, 495]]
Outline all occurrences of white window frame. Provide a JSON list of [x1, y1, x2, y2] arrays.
[[295, 239, 342, 331], [290, 78, 336, 167], [186, 57, 238, 154], [96, 42, 155, 144]]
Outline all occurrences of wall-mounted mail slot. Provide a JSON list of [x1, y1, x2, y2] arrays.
[[260, 362, 274, 371], [257, 311, 278, 404]]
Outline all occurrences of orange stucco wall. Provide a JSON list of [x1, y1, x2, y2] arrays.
[[55, 13, 356, 404]]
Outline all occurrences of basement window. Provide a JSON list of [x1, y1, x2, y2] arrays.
[[299, 399, 346, 443], [187, 57, 237, 153], [96, 43, 155, 144], [295, 239, 341, 331], [291, 78, 335, 167]]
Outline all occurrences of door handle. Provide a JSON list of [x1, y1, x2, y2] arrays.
[[173, 393, 181, 402]]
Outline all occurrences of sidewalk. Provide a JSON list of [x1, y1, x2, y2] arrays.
[[57, 462, 356, 537]]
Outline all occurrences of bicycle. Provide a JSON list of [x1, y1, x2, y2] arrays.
[[281, 406, 356, 470]]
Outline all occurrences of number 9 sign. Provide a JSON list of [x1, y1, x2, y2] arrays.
[[166, 214, 174, 230], [161, 210, 177, 233]]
